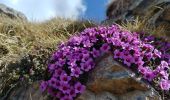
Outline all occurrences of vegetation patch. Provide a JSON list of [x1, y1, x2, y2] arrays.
[[41, 24, 170, 100]]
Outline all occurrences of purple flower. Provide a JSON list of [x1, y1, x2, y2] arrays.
[[54, 51, 63, 58], [85, 58, 95, 68], [59, 83, 70, 94], [160, 61, 169, 68], [81, 49, 89, 55], [67, 59, 77, 67], [48, 77, 57, 87], [153, 49, 161, 58], [159, 71, 169, 80], [69, 36, 82, 45], [40, 81, 47, 92], [56, 91, 64, 99], [113, 50, 122, 59], [82, 54, 90, 62], [80, 63, 91, 72], [142, 44, 154, 52], [133, 49, 141, 57], [60, 73, 71, 83], [126, 35, 133, 42], [121, 50, 129, 57], [132, 39, 140, 45], [90, 36, 98, 43], [54, 68, 64, 77], [136, 60, 144, 67], [82, 37, 93, 47], [47, 87, 55, 96], [54, 80, 61, 89], [159, 79, 170, 91], [145, 36, 155, 41], [133, 56, 143, 64], [123, 55, 134, 67], [74, 82, 86, 94], [100, 43, 110, 53], [112, 38, 122, 46], [145, 52, 153, 60], [106, 37, 113, 44], [122, 43, 130, 49], [48, 64, 56, 70], [91, 48, 100, 58], [68, 87, 76, 97], [61, 95, 73, 100], [138, 66, 148, 74], [57, 58, 66, 67], [70, 67, 82, 77], [157, 61, 169, 71], [143, 71, 155, 81]]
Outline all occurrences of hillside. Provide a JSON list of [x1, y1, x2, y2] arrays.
[[0, 2, 170, 100]]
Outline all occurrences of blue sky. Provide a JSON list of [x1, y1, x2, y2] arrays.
[[0, 0, 109, 22], [84, 0, 108, 21]]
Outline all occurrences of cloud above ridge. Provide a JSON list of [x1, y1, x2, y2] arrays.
[[0, 0, 86, 21]]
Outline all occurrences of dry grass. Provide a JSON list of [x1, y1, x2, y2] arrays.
[[121, 17, 166, 37], [0, 16, 96, 99], [0, 17, 95, 63]]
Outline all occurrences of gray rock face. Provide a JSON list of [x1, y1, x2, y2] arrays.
[[7, 82, 47, 100], [77, 53, 161, 100], [0, 4, 27, 20], [104, 0, 170, 39]]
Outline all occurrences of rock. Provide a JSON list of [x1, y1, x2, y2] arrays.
[[161, 6, 170, 21], [77, 90, 160, 100], [7, 82, 47, 100], [77, 91, 117, 100], [104, 0, 170, 39], [119, 90, 160, 100], [77, 53, 161, 100], [0, 4, 27, 20], [76, 90, 96, 100]]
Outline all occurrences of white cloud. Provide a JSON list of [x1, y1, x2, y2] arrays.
[[11, 0, 19, 4], [55, 0, 86, 19], [0, 0, 86, 21]]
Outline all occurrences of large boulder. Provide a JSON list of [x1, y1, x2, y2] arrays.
[[104, 0, 170, 39], [77, 53, 161, 100], [0, 4, 27, 20]]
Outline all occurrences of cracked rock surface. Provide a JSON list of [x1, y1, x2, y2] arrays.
[[77, 53, 161, 100]]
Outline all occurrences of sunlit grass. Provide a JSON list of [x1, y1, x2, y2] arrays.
[[0, 16, 96, 98], [121, 17, 166, 37]]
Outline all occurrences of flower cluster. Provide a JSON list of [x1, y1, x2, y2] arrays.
[[40, 25, 170, 100]]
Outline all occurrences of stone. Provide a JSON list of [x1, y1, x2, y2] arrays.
[[77, 53, 161, 100], [0, 4, 27, 20], [76, 90, 96, 100], [95, 92, 117, 100], [119, 90, 160, 100], [104, 0, 170, 40], [161, 6, 170, 21], [77, 90, 160, 100], [77, 91, 117, 100], [7, 82, 48, 100]]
